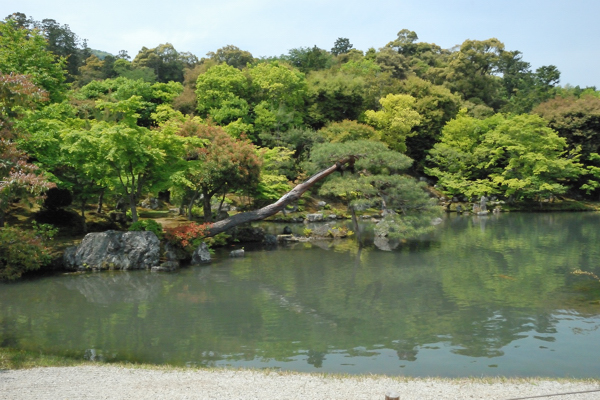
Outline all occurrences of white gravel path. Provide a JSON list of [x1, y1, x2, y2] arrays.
[[1, 366, 599, 400]]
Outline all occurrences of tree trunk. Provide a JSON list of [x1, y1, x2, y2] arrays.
[[96, 189, 105, 214], [81, 198, 87, 233], [206, 159, 350, 237], [203, 192, 213, 222], [217, 192, 226, 215], [187, 191, 199, 221], [129, 192, 138, 223]]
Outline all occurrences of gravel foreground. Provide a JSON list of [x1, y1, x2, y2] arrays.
[[1, 366, 600, 400]]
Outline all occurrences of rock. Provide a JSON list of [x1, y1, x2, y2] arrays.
[[63, 231, 160, 271], [310, 222, 335, 237], [230, 249, 245, 257], [282, 226, 292, 234], [305, 213, 323, 222], [264, 234, 278, 246], [141, 197, 159, 210], [328, 214, 338, 220], [108, 212, 127, 223], [277, 234, 294, 242], [190, 242, 211, 265], [168, 208, 179, 214], [431, 217, 443, 225], [317, 201, 327, 209], [227, 225, 266, 243], [152, 261, 179, 272]]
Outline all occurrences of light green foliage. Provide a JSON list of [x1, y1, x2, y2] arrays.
[[364, 94, 421, 153], [427, 112, 583, 200], [195, 63, 249, 124], [62, 97, 186, 222], [113, 58, 157, 82], [580, 153, 600, 196], [318, 120, 380, 143], [129, 219, 164, 238], [249, 61, 307, 133], [31, 221, 59, 241], [0, 18, 67, 102], [77, 77, 183, 126], [253, 146, 294, 202]]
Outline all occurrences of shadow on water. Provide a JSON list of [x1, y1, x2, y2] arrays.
[[1, 212, 600, 376]]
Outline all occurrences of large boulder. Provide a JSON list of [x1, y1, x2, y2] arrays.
[[63, 230, 160, 271]]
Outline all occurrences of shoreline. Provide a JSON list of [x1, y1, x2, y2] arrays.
[[1, 365, 600, 399]]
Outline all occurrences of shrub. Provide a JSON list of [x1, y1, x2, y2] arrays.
[[0, 226, 51, 281], [164, 222, 212, 250], [128, 219, 164, 239], [42, 188, 72, 210]]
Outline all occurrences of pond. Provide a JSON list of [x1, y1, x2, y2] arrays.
[[1, 212, 599, 377]]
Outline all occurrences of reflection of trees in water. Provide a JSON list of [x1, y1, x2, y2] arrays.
[[61, 273, 162, 304], [2, 213, 600, 369]]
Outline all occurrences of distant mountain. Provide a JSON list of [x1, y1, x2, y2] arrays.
[[90, 49, 113, 60]]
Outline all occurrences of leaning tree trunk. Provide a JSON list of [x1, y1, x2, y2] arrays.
[[206, 158, 352, 237]]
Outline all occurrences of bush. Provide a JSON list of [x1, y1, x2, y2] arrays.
[[0, 226, 51, 281], [164, 222, 212, 250], [128, 219, 164, 239], [43, 187, 73, 210]]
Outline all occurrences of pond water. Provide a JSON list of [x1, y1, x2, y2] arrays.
[[1, 212, 600, 377]]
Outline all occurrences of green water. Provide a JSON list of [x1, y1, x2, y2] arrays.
[[1, 212, 600, 377]]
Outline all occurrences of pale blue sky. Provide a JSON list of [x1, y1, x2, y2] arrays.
[[2, 0, 598, 87]]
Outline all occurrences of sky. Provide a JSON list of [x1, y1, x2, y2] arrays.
[[2, 0, 599, 88]]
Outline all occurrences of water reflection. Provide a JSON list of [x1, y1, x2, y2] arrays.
[[1, 213, 599, 377]]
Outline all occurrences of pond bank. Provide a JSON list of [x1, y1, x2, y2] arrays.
[[1, 366, 599, 399]]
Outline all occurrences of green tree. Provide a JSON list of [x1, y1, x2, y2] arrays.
[[318, 120, 379, 143], [283, 46, 332, 73], [364, 94, 421, 153], [195, 63, 250, 127], [173, 120, 261, 222], [311, 140, 440, 239], [132, 43, 195, 83], [427, 112, 583, 201], [444, 38, 505, 110], [0, 18, 67, 102], [398, 76, 461, 171], [206, 45, 255, 69], [331, 38, 353, 56]]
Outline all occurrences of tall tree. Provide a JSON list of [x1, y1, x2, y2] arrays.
[[331, 38, 353, 56]]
